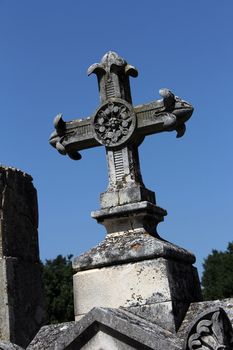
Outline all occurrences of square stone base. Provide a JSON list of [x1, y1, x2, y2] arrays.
[[73, 257, 201, 332]]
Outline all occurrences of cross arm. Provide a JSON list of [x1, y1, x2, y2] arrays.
[[134, 89, 194, 139], [49, 114, 99, 160]]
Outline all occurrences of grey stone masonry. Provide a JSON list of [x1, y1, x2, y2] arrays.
[[3, 300, 233, 349], [73, 234, 202, 332], [0, 166, 46, 348], [27, 307, 183, 350], [178, 298, 233, 340], [25, 301, 233, 349]]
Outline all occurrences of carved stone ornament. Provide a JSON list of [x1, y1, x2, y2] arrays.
[[184, 307, 233, 350], [92, 98, 136, 147]]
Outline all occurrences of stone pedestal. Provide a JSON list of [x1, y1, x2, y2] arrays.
[[0, 167, 46, 347], [73, 228, 202, 332], [73, 164, 202, 332]]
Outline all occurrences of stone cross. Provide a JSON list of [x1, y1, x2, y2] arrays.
[[49, 54, 200, 335], [50, 51, 193, 235]]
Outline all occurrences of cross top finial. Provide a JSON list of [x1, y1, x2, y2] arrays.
[[88, 51, 138, 104], [92, 51, 126, 70], [88, 51, 138, 77]]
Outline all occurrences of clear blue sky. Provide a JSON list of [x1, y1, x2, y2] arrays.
[[0, 1, 232, 276]]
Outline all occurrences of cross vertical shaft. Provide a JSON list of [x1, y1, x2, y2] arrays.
[[88, 51, 142, 193], [106, 146, 144, 188], [88, 52, 155, 212]]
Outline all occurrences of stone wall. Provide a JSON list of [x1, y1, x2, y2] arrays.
[[0, 166, 46, 348]]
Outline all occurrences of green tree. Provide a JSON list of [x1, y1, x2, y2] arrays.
[[202, 242, 233, 300], [42, 254, 74, 324]]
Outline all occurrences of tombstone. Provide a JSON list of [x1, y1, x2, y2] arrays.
[[27, 52, 233, 349], [0, 166, 46, 348], [49, 51, 201, 331]]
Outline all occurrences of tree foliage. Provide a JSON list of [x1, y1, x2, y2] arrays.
[[41, 254, 74, 324], [202, 242, 233, 300]]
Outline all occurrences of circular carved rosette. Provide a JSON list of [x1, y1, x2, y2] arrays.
[[92, 99, 136, 148]]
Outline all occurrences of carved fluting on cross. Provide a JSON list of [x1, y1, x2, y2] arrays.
[[49, 52, 194, 235], [87, 51, 138, 105]]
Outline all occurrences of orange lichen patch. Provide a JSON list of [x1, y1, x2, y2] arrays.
[[130, 243, 142, 251]]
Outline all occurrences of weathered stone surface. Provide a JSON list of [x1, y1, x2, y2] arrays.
[[178, 298, 233, 340], [22, 300, 233, 349], [126, 301, 191, 333], [28, 307, 182, 350], [0, 258, 45, 347], [0, 167, 39, 261], [91, 201, 167, 236], [73, 256, 201, 332], [182, 306, 233, 350], [73, 213, 201, 333], [0, 167, 46, 348], [73, 232, 195, 271], [100, 185, 156, 210], [0, 341, 24, 350]]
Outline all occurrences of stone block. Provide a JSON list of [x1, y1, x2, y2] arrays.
[[100, 186, 155, 209], [0, 167, 39, 261], [73, 232, 195, 273], [91, 201, 167, 236], [0, 166, 46, 347], [127, 301, 190, 333], [73, 257, 202, 332], [0, 257, 46, 347], [74, 258, 170, 314]]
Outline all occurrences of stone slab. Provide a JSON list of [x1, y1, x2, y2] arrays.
[[0, 342, 24, 350], [92, 201, 166, 222], [73, 232, 196, 271], [92, 201, 167, 236], [28, 307, 182, 350]]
